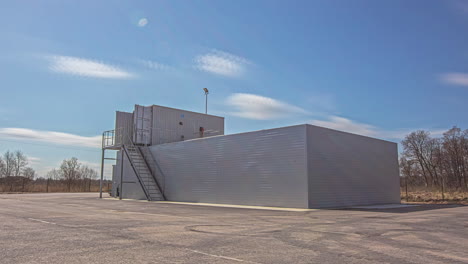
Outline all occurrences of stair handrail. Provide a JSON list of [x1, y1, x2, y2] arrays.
[[127, 125, 166, 199], [123, 128, 154, 200], [122, 144, 151, 201], [122, 129, 165, 201], [140, 145, 166, 197], [135, 146, 166, 200]]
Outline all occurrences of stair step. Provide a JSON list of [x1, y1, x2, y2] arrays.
[[125, 145, 164, 200]]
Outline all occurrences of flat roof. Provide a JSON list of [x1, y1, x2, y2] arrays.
[[154, 123, 397, 146]]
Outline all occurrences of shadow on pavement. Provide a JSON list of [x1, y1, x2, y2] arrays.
[[335, 203, 466, 213]]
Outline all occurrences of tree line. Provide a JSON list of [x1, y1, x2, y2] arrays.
[[0, 150, 36, 191], [400, 126, 468, 191], [0, 151, 104, 192], [45, 157, 99, 192]]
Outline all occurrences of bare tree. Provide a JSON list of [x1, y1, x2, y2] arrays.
[[13, 151, 28, 177], [442, 127, 467, 189], [2, 151, 15, 177], [400, 127, 468, 193], [20, 167, 35, 192], [402, 131, 435, 187], [46, 169, 61, 180], [23, 167, 35, 180], [0, 156, 5, 178], [1, 151, 102, 193], [79, 166, 98, 192], [60, 157, 81, 192], [45, 158, 99, 192]]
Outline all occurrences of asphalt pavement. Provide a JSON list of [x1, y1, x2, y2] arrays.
[[0, 193, 467, 264]]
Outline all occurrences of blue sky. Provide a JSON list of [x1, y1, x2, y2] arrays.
[[0, 0, 467, 177]]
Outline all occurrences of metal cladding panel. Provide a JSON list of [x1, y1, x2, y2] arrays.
[[112, 150, 147, 200], [150, 125, 308, 208], [133, 105, 152, 145], [306, 125, 400, 208], [151, 105, 224, 145], [115, 111, 133, 146]]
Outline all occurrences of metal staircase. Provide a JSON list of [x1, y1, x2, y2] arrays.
[[123, 144, 165, 201], [139, 146, 166, 193]]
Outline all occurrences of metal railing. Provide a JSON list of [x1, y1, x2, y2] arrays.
[[103, 126, 223, 149], [102, 130, 116, 148], [140, 145, 166, 195], [122, 145, 151, 201], [121, 130, 165, 201]]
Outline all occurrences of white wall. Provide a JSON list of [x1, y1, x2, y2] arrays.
[[306, 125, 400, 208], [150, 125, 309, 208]]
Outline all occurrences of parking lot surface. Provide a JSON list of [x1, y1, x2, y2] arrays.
[[0, 193, 467, 264]]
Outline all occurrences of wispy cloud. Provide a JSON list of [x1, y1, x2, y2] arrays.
[[138, 59, 172, 71], [309, 116, 446, 139], [440, 72, 468, 86], [47, 55, 135, 79], [310, 116, 378, 137], [226, 93, 308, 120], [225, 93, 444, 140], [195, 50, 251, 77], [0, 128, 101, 148], [26, 156, 41, 166]]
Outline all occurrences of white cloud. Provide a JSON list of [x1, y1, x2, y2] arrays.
[[226, 93, 308, 120], [309, 116, 378, 137], [309, 116, 447, 140], [195, 50, 250, 77], [0, 128, 101, 148], [440, 72, 468, 86], [138, 18, 148, 27], [225, 93, 445, 140], [48, 55, 135, 79], [139, 59, 171, 71], [27, 156, 41, 165]]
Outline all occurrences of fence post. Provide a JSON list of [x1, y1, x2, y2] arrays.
[[405, 177, 408, 202], [441, 179, 445, 201]]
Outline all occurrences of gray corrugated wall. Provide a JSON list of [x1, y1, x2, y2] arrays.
[[150, 125, 309, 208], [151, 105, 224, 145], [115, 111, 133, 146], [112, 150, 147, 200], [306, 125, 400, 208]]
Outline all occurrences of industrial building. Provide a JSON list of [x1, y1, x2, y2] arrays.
[[101, 104, 400, 209]]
